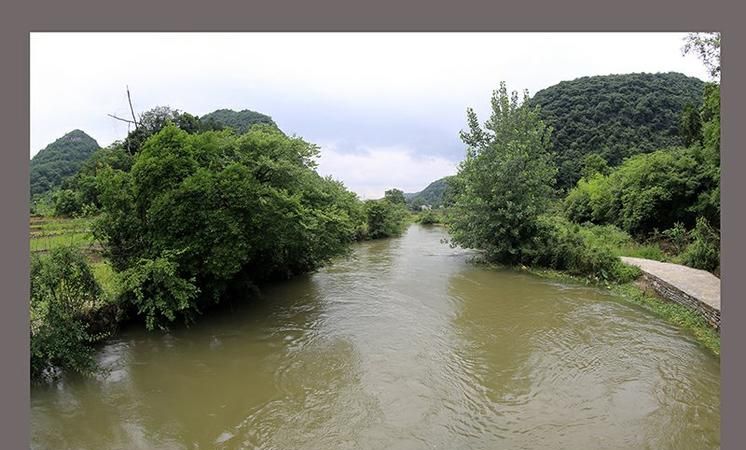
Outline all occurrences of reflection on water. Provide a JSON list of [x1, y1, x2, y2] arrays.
[[31, 225, 720, 450]]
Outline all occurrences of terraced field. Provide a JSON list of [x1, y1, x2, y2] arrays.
[[29, 215, 98, 254]]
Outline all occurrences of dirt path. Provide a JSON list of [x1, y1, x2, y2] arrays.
[[620, 257, 720, 312]]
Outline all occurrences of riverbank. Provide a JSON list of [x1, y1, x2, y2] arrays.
[[621, 256, 720, 330]]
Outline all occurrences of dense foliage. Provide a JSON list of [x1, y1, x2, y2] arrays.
[[199, 109, 277, 134], [93, 124, 366, 329], [564, 79, 720, 237], [526, 216, 641, 283], [30, 130, 100, 197], [448, 83, 557, 264], [114, 107, 276, 156], [364, 197, 408, 239], [405, 176, 454, 209], [60, 146, 135, 212], [682, 217, 720, 272], [30, 247, 103, 379], [415, 209, 444, 225], [32, 106, 281, 217], [564, 146, 718, 235], [121, 107, 208, 154], [447, 82, 643, 283], [384, 188, 407, 205], [530, 72, 705, 189]]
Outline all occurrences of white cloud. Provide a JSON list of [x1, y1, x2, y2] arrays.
[[316, 143, 458, 199]]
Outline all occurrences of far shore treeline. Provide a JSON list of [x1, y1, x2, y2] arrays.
[[29, 33, 721, 379]]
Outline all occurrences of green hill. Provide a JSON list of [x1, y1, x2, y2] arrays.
[[200, 109, 277, 134], [30, 130, 100, 197], [529, 72, 706, 189], [405, 176, 453, 208]]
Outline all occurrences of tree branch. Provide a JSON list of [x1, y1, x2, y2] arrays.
[[107, 114, 138, 125], [126, 85, 139, 129]]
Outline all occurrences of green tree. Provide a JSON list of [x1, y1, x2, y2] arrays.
[[384, 188, 406, 205], [53, 189, 84, 217], [581, 154, 610, 179], [364, 199, 407, 239], [448, 82, 557, 263], [679, 103, 703, 147], [61, 144, 134, 210], [94, 124, 364, 329]]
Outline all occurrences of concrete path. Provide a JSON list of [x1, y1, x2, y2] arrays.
[[620, 257, 720, 312]]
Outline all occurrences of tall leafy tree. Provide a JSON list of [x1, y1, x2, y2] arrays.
[[384, 188, 406, 205], [449, 82, 556, 263]]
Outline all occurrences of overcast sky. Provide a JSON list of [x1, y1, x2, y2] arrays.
[[30, 32, 708, 198]]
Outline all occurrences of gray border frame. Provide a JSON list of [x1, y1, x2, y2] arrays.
[[2, 1, 744, 448]]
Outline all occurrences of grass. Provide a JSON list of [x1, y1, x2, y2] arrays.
[[527, 266, 720, 356], [30, 232, 95, 252], [576, 223, 670, 262], [91, 261, 120, 304], [30, 216, 98, 253]]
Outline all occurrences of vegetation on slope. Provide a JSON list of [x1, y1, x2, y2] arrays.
[[530, 72, 705, 189], [30, 130, 100, 197], [563, 76, 720, 272]]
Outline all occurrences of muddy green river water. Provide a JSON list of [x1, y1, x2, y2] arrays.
[[31, 225, 720, 449]]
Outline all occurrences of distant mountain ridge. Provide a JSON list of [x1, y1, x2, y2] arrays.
[[405, 176, 453, 208], [30, 129, 100, 196]]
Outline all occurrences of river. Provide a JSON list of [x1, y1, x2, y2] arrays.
[[31, 224, 720, 450]]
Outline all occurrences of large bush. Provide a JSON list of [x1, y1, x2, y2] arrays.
[[52, 189, 85, 217], [94, 124, 364, 329], [526, 216, 640, 283], [30, 247, 103, 379]]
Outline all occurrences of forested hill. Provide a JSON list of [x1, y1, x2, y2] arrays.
[[200, 109, 277, 134], [405, 176, 453, 208], [30, 130, 99, 196], [530, 72, 706, 189]]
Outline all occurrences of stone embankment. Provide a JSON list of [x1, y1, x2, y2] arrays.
[[621, 257, 720, 331]]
